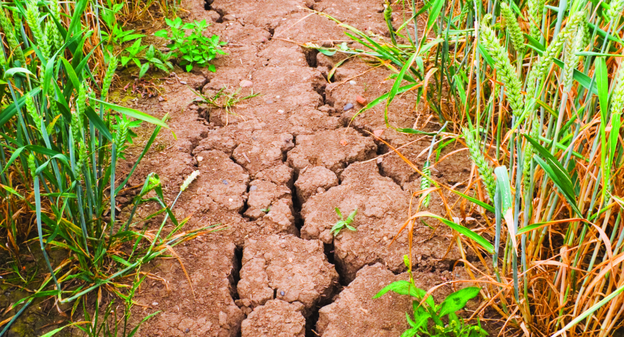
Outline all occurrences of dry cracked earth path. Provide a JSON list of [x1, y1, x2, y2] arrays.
[[118, 0, 479, 336]]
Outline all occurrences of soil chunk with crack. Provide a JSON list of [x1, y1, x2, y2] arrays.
[[195, 150, 249, 213], [245, 180, 293, 220], [133, 241, 244, 337], [287, 128, 377, 175], [232, 130, 294, 176], [241, 300, 306, 337], [294, 166, 339, 203], [237, 234, 339, 315], [301, 162, 460, 282]]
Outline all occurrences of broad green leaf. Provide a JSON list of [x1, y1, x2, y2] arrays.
[[450, 189, 494, 213], [401, 328, 419, 337], [437, 287, 480, 317], [477, 44, 496, 68], [61, 58, 81, 95], [524, 135, 583, 217], [335, 207, 343, 218], [412, 302, 431, 329], [385, 51, 419, 126], [494, 166, 516, 249], [426, 0, 444, 31], [347, 209, 357, 222], [595, 57, 609, 118], [1, 184, 25, 199], [374, 280, 436, 308], [91, 98, 169, 128], [3, 67, 34, 78], [67, 0, 89, 37], [84, 106, 112, 140]]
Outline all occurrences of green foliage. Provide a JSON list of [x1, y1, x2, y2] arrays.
[[100, 1, 145, 50], [101, 2, 171, 78], [120, 39, 173, 78], [323, 0, 624, 335], [0, 0, 209, 334], [375, 278, 487, 337], [74, 275, 160, 337], [331, 207, 357, 236], [155, 17, 227, 72]]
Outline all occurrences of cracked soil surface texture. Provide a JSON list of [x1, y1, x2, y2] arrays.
[[114, 0, 482, 336]]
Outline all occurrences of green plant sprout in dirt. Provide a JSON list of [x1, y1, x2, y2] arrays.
[[331, 207, 357, 236], [101, 3, 172, 79], [375, 256, 488, 337], [155, 17, 227, 72], [119, 39, 174, 78], [191, 86, 260, 124]]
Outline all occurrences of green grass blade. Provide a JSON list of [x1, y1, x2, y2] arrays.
[[412, 211, 494, 253]]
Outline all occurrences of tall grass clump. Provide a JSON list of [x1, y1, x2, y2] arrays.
[[311, 0, 624, 335], [0, 0, 212, 333]]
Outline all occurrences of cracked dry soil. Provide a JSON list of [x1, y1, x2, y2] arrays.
[[117, 0, 480, 336]]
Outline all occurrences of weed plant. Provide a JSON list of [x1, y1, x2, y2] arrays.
[[375, 256, 487, 337], [155, 18, 227, 72], [313, 0, 624, 335], [331, 207, 357, 236]]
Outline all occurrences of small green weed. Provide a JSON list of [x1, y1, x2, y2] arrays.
[[120, 39, 173, 78], [331, 207, 357, 236], [155, 18, 227, 72], [374, 256, 487, 337], [100, 1, 144, 52], [192, 86, 260, 115]]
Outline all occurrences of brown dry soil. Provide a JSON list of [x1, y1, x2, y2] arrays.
[[18, 0, 485, 336], [116, 0, 483, 336]]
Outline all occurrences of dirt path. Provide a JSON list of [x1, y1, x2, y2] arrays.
[[121, 1, 476, 336]]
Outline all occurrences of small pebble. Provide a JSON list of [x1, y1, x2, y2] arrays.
[[356, 95, 367, 105], [185, 328, 190, 333], [229, 198, 233, 202], [222, 179, 229, 185], [240, 80, 253, 87], [152, 302, 159, 306], [280, 291, 285, 296], [250, 185, 258, 191], [197, 156, 204, 162], [278, 109, 285, 113], [266, 100, 274, 104], [276, 95, 281, 98], [343, 103, 354, 111], [349, 80, 357, 85]]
